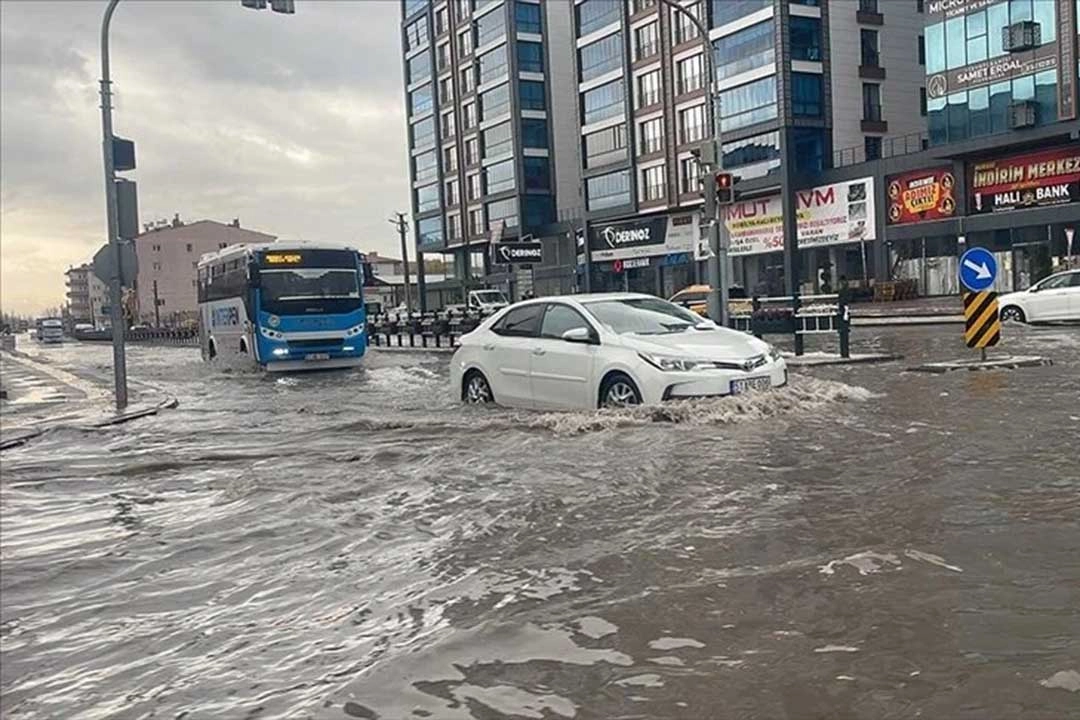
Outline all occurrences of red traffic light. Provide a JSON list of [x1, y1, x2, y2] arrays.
[[715, 172, 733, 189]]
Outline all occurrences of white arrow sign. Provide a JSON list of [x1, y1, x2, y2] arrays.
[[963, 258, 992, 280]]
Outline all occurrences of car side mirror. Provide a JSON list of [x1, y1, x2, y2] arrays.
[[1028, 285, 1039, 292], [561, 327, 595, 344]]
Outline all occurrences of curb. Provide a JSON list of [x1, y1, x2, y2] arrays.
[[785, 352, 903, 367], [0, 394, 180, 451], [370, 345, 456, 355], [907, 355, 1053, 374]]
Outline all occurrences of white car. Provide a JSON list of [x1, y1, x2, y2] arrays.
[[450, 293, 787, 410], [998, 269, 1080, 323]]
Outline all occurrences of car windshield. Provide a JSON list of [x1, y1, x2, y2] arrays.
[[474, 290, 507, 303], [261, 268, 360, 301], [583, 297, 707, 335]]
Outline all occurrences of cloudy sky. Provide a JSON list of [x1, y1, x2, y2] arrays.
[[1, 0, 408, 315]]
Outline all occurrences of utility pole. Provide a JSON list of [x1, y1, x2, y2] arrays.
[[100, 0, 127, 410], [389, 213, 413, 314], [152, 280, 161, 327]]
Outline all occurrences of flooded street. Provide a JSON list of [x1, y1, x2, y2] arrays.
[[2, 325, 1079, 719]]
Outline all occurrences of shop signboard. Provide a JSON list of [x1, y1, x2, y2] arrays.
[[886, 167, 957, 225], [722, 177, 877, 256], [969, 145, 1080, 214], [590, 213, 698, 262]]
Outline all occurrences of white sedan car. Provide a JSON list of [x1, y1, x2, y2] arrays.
[[998, 269, 1080, 323], [450, 293, 787, 410]]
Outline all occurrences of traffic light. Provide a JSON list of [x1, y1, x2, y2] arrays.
[[715, 172, 734, 206]]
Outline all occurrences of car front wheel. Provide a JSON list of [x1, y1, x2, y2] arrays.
[[1000, 305, 1026, 323], [600, 373, 642, 409], [463, 371, 494, 404]]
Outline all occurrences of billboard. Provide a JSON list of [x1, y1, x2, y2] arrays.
[[723, 177, 877, 256], [590, 213, 698, 261], [886, 167, 957, 225], [969, 145, 1080, 214]]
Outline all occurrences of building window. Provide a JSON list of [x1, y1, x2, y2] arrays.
[[635, 21, 659, 60], [864, 136, 882, 161], [521, 118, 548, 148], [411, 116, 436, 148], [410, 85, 434, 115], [468, 206, 485, 235], [636, 70, 661, 108], [678, 103, 706, 144], [712, 0, 770, 28], [479, 45, 507, 84], [519, 80, 546, 110], [406, 0, 429, 17], [476, 8, 506, 46], [676, 53, 704, 95], [463, 100, 478, 128], [720, 75, 777, 131], [444, 144, 458, 172], [791, 72, 822, 117], [439, 76, 454, 105], [405, 15, 429, 52], [860, 29, 879, 67], [523, 196, 554, 228], [465, 136, 481, 164], [153, 262, 161, 271], [917, 34, 925, 65], [436, 5, 449, 34], [790, 16, 821, 61], [457, 0, 471, 21], [793, 128, 825, 174], [583, 124, 628, 167], [485, 158, 516, 194], [672, 2, 702, 45], [486, 197, 518, 228], [633, 0, 657, 13], [446, 178, 460, 206], [586, 169, 632, 211], [467, 171, 483, 200], [447, 213, 462, 241], [461, 65, 476, 94], [523, 156, 550, 189], [516, 1, 541, 33], [518, 41, 544, 72], [482, 121, 513, 158], [407, 52, 432, 85], [415, 183, 440, 213], [713, 19, 774, 80], [858, 0, 878, 12], [441, 110, 456, 139], [186, 243, 193, 252], [863, 83, 882, 121], [577, 0, 621, 37], [582, 79, 624, 124], [919, 87, 927, 116], [679, 156, 702, 194], [638, 117, 664, 154], [641, 164, 666, 202], [579, 33, 623, 82], [457, 27, 473, 58], [414, 149, 438, 182], [418, 216, 444, 248], [437, 41, 451, 71]]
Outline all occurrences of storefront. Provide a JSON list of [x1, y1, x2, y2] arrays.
[[587, 212, 698, 297]]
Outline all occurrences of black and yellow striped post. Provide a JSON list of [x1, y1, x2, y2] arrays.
[[963, 290, 1001, 359]]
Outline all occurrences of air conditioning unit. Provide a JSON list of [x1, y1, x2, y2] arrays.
[[1009, 100, 1038, 129], [1002, 21, 1041, 52]]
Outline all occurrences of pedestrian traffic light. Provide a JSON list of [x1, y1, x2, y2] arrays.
[[270, 0, 295, 13], [715, 172, 734, 206]]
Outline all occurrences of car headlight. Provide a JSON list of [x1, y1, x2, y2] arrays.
[[768, 344, 783, 361], [639, 352, 708, 372]]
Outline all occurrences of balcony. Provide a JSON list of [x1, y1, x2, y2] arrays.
[[861, 102, 887, 133], [856, 0, 883, 24], [858, 49, 886, 79]]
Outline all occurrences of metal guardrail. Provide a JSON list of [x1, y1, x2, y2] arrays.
[[74, 328, 199, 346], [832, 131, 929, 169], [366, 308, 495, 350], [729, 293, 852, 358]]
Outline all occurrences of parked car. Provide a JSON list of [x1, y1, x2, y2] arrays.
[[669, 285, 751, 317], [450, 293, 786, 410], [998, 269, 1080, 323]]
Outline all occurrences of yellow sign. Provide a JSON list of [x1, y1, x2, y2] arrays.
[[963, 291, 1001, 349], [265, 253, 302, 265]]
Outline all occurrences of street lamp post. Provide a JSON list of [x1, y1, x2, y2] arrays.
[[655, 0, 730, 326]]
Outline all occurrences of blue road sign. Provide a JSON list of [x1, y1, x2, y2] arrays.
[[959, 247, 998, 292]]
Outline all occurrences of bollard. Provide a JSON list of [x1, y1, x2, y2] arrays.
[[751, 296, 762, 339], [837, 301, 851, 359], [792, 292, 805, 356]]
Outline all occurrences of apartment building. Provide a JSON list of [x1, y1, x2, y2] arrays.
[[399, 0, 581, 289], [570, 0, 929, 295], [133, 217, 275, 326], [64, 264, 110, 328]]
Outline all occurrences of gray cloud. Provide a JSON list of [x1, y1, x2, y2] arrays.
[[1, 0, 411, 314]]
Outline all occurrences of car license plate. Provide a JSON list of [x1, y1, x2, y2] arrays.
[[304, 353, 330, 361], [731, 376, 772, 395]]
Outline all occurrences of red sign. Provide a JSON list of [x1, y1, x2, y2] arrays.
[[612, 259, 623, 274], [969, 145, 1080, 214], [886, 167, 957, 225]]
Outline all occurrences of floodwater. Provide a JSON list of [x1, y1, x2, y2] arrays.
[[2, 325, 1079, 719]]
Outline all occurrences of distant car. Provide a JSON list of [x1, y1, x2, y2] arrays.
[[450, 293, 786, 410], [668, 285, 751, 317], [998, 269, 1080, 323]]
